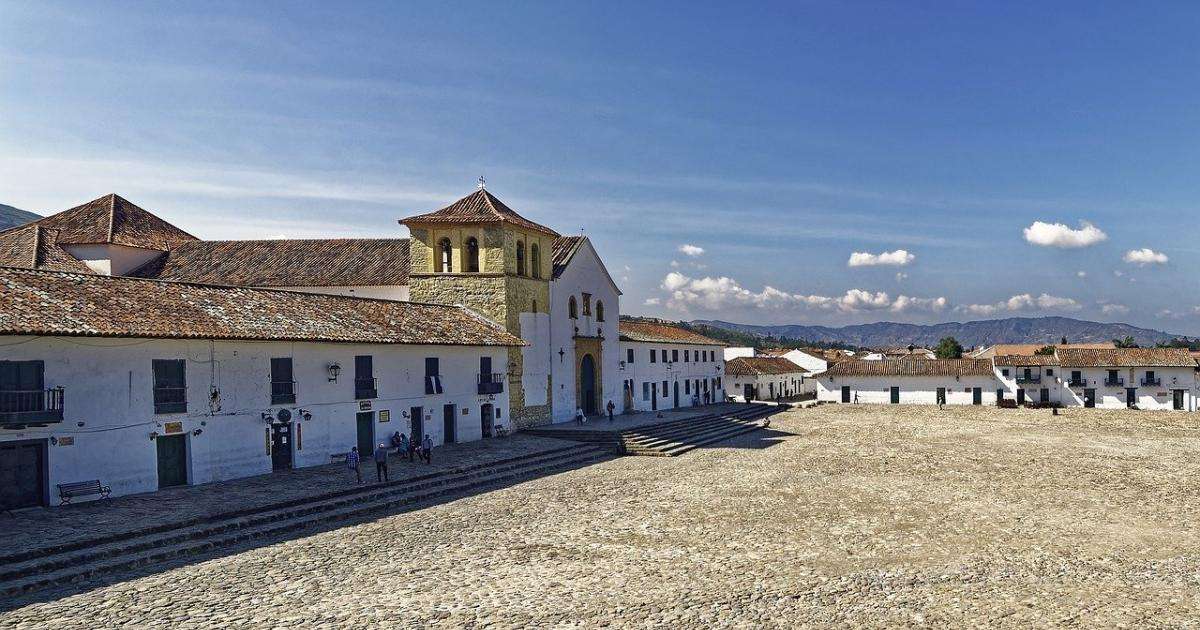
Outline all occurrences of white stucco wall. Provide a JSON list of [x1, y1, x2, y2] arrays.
[[1056, 366, 1196, 410], [620, 341, 724, 412], [548, 240, 621, 422], [724, 347, 756, 361], [815, 374, 1003, 405], [64, 244, 165, 276], [519, 310, 551, 407], [993, 365, 1065, 405], [0, 336, 511, 505], [273, 284, 410, 301], [725, 371, 808, 402]]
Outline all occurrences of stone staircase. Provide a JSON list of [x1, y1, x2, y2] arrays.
[[524, 404, 778, 456], [0, 442, 608, 598], [620, 404, 777, 456]]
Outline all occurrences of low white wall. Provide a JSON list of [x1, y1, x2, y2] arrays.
[[815, 375, 1002, 405], [0, 336, 510, 505]]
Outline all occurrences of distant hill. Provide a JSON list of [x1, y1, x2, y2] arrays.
[[692, 316, 1185, 349], [0, 204, 40, 231]]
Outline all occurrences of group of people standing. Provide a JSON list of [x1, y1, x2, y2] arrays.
[[345, 432, 433, 484]]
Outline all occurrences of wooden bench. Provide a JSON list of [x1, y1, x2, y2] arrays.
[[57, 480, 110, 505]]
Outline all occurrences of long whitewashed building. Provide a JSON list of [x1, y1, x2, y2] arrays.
[[816, 347, 1198, 410], [0, 267, 521, 510]]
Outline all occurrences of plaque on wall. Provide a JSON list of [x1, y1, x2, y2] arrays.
[[379, 410, 390, 423], [164, 421, 184, 434]]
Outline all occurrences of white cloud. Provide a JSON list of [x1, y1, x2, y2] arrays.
[[847, 249, 915, 267], [1123, 248, 1169, 265], [1101, 303, 1129, 315], [1022, 221, 1107, 248], [669, 260, 680, 268], [643, 297, 661, 306], [657, 272, 943, 314], [890, 295, 947, 313], [957, 293, 1081, 316], [1113, 270, 1124, 277], [1076, 271, 1087, 278], [895, 272, 908, 282], [678, 244, 705, 257]]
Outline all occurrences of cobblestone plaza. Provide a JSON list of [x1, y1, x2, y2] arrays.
[[3, 405, 1198, 628]]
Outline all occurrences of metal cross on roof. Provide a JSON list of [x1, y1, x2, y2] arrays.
[[477, 175, 486, 189]]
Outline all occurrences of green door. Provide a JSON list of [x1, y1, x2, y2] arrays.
[[356, 412, 374, 457], [156, 434, 188, 488]]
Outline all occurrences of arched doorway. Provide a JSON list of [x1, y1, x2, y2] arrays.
[[579, 354, 597, 415]]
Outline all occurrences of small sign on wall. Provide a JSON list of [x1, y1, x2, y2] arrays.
[[359, 400, 372, 411], [56, 436, 74, 446], [379, 410, 390, 423], [164, 422, 184, 434], [462, 408, 470, 415]]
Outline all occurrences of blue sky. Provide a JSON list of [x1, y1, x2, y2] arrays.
[[3, 1, 1200, 332]]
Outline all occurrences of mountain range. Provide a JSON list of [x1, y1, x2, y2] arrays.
[[0, 204, 40, 231], [692, 316, 1187, 349]]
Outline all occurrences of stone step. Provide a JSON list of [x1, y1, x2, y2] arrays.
[[657, 423, 767, 457], [624, 419, 764, 452], [627, 422, 766, 457], [0, 441, 590, 568], [622, 408, 775, 446], [614, 406, 770, 437], [0, 446, 607, 593]]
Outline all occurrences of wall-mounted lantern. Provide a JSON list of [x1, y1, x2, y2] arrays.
[[327, 363, 342, 383]]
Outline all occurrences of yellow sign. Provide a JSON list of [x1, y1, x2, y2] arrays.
[[163, 422, 184, 434], [378, 410, 390, 423]]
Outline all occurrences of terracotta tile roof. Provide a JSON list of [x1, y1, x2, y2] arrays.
[[618, 320, 724, 346], [0, 194, 198, 251], [551, 235, 584, 279], [824, 358, 995, 377], [1055, 348, 1197, 368], [994, 354, 1059, 367], [971, 342, 1115, 358], [0, 267, 522, 346], [401, 189, 559, 237], [0, 226, 95, 273], [130, 239, 409, 287], [725, 356, 804, 376]]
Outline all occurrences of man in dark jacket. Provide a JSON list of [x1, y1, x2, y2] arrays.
[[373, 442, 389, 482]]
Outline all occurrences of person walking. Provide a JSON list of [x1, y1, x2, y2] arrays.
[[420, 434, 433, 464], [575, 406, 585, 425], [347, 446, 362, 484], [405, 432, 416, 462], [606, 400, 615, 422], [396, 432, 411, 462], [374, 442, 389, 482]]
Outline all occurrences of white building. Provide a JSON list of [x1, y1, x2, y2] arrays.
[[617, 320, 725, 413], [1, 189, 633, 430], [816, 359, 999, 405], [0, 267, 520, 510], [724, 357, 807, 402], [1055, 348, 1197, 410], [815, 348, 1198, 410]]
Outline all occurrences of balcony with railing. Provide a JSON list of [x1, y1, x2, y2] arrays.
[[1067, 378, 1086, 387], [1103, 377, 1125, 387], [153, 386, 187, 414], [271, 380, 297, 405], [1015, 375, 1042, 384], [354, 377, 378, 400], [477, 372, 504, 395], [0, 388, 64, 425], [1141, 377, 1162, 387]]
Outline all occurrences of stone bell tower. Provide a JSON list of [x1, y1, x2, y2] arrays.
[[400, 186, 557, 427]]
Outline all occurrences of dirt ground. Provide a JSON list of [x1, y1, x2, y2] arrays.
[[3, 404, 1199, 628]]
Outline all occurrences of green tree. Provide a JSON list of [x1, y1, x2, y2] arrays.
[[934, 336, 964, 359], [1113, 335, 1138, 348], [1034, 345, 1056, 356]]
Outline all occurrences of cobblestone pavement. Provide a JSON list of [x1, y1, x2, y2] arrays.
[[0, 434, 580, 558], [4, 405, 1200, 627]]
